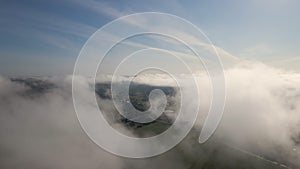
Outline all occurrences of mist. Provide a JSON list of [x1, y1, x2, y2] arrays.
[[0, 61, 299, 169]]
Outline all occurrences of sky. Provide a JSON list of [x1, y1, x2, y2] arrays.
[[0, 0, 299, 76]]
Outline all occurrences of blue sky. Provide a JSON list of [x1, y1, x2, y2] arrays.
[[0, 0, 299, 76]]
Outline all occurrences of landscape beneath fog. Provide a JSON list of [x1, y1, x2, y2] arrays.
[[0, 62, 300, 169]]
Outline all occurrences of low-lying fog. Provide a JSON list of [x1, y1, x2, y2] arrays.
[[0, 61, 300, 169]]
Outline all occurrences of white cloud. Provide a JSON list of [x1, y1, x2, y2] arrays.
[[1, 60, 300, 168]]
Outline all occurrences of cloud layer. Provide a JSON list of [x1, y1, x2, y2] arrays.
[[0, 61, 299, 168]]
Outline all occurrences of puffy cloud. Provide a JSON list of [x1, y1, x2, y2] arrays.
[[214, 62, 300, 166], [0, 61, 299, 168]]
